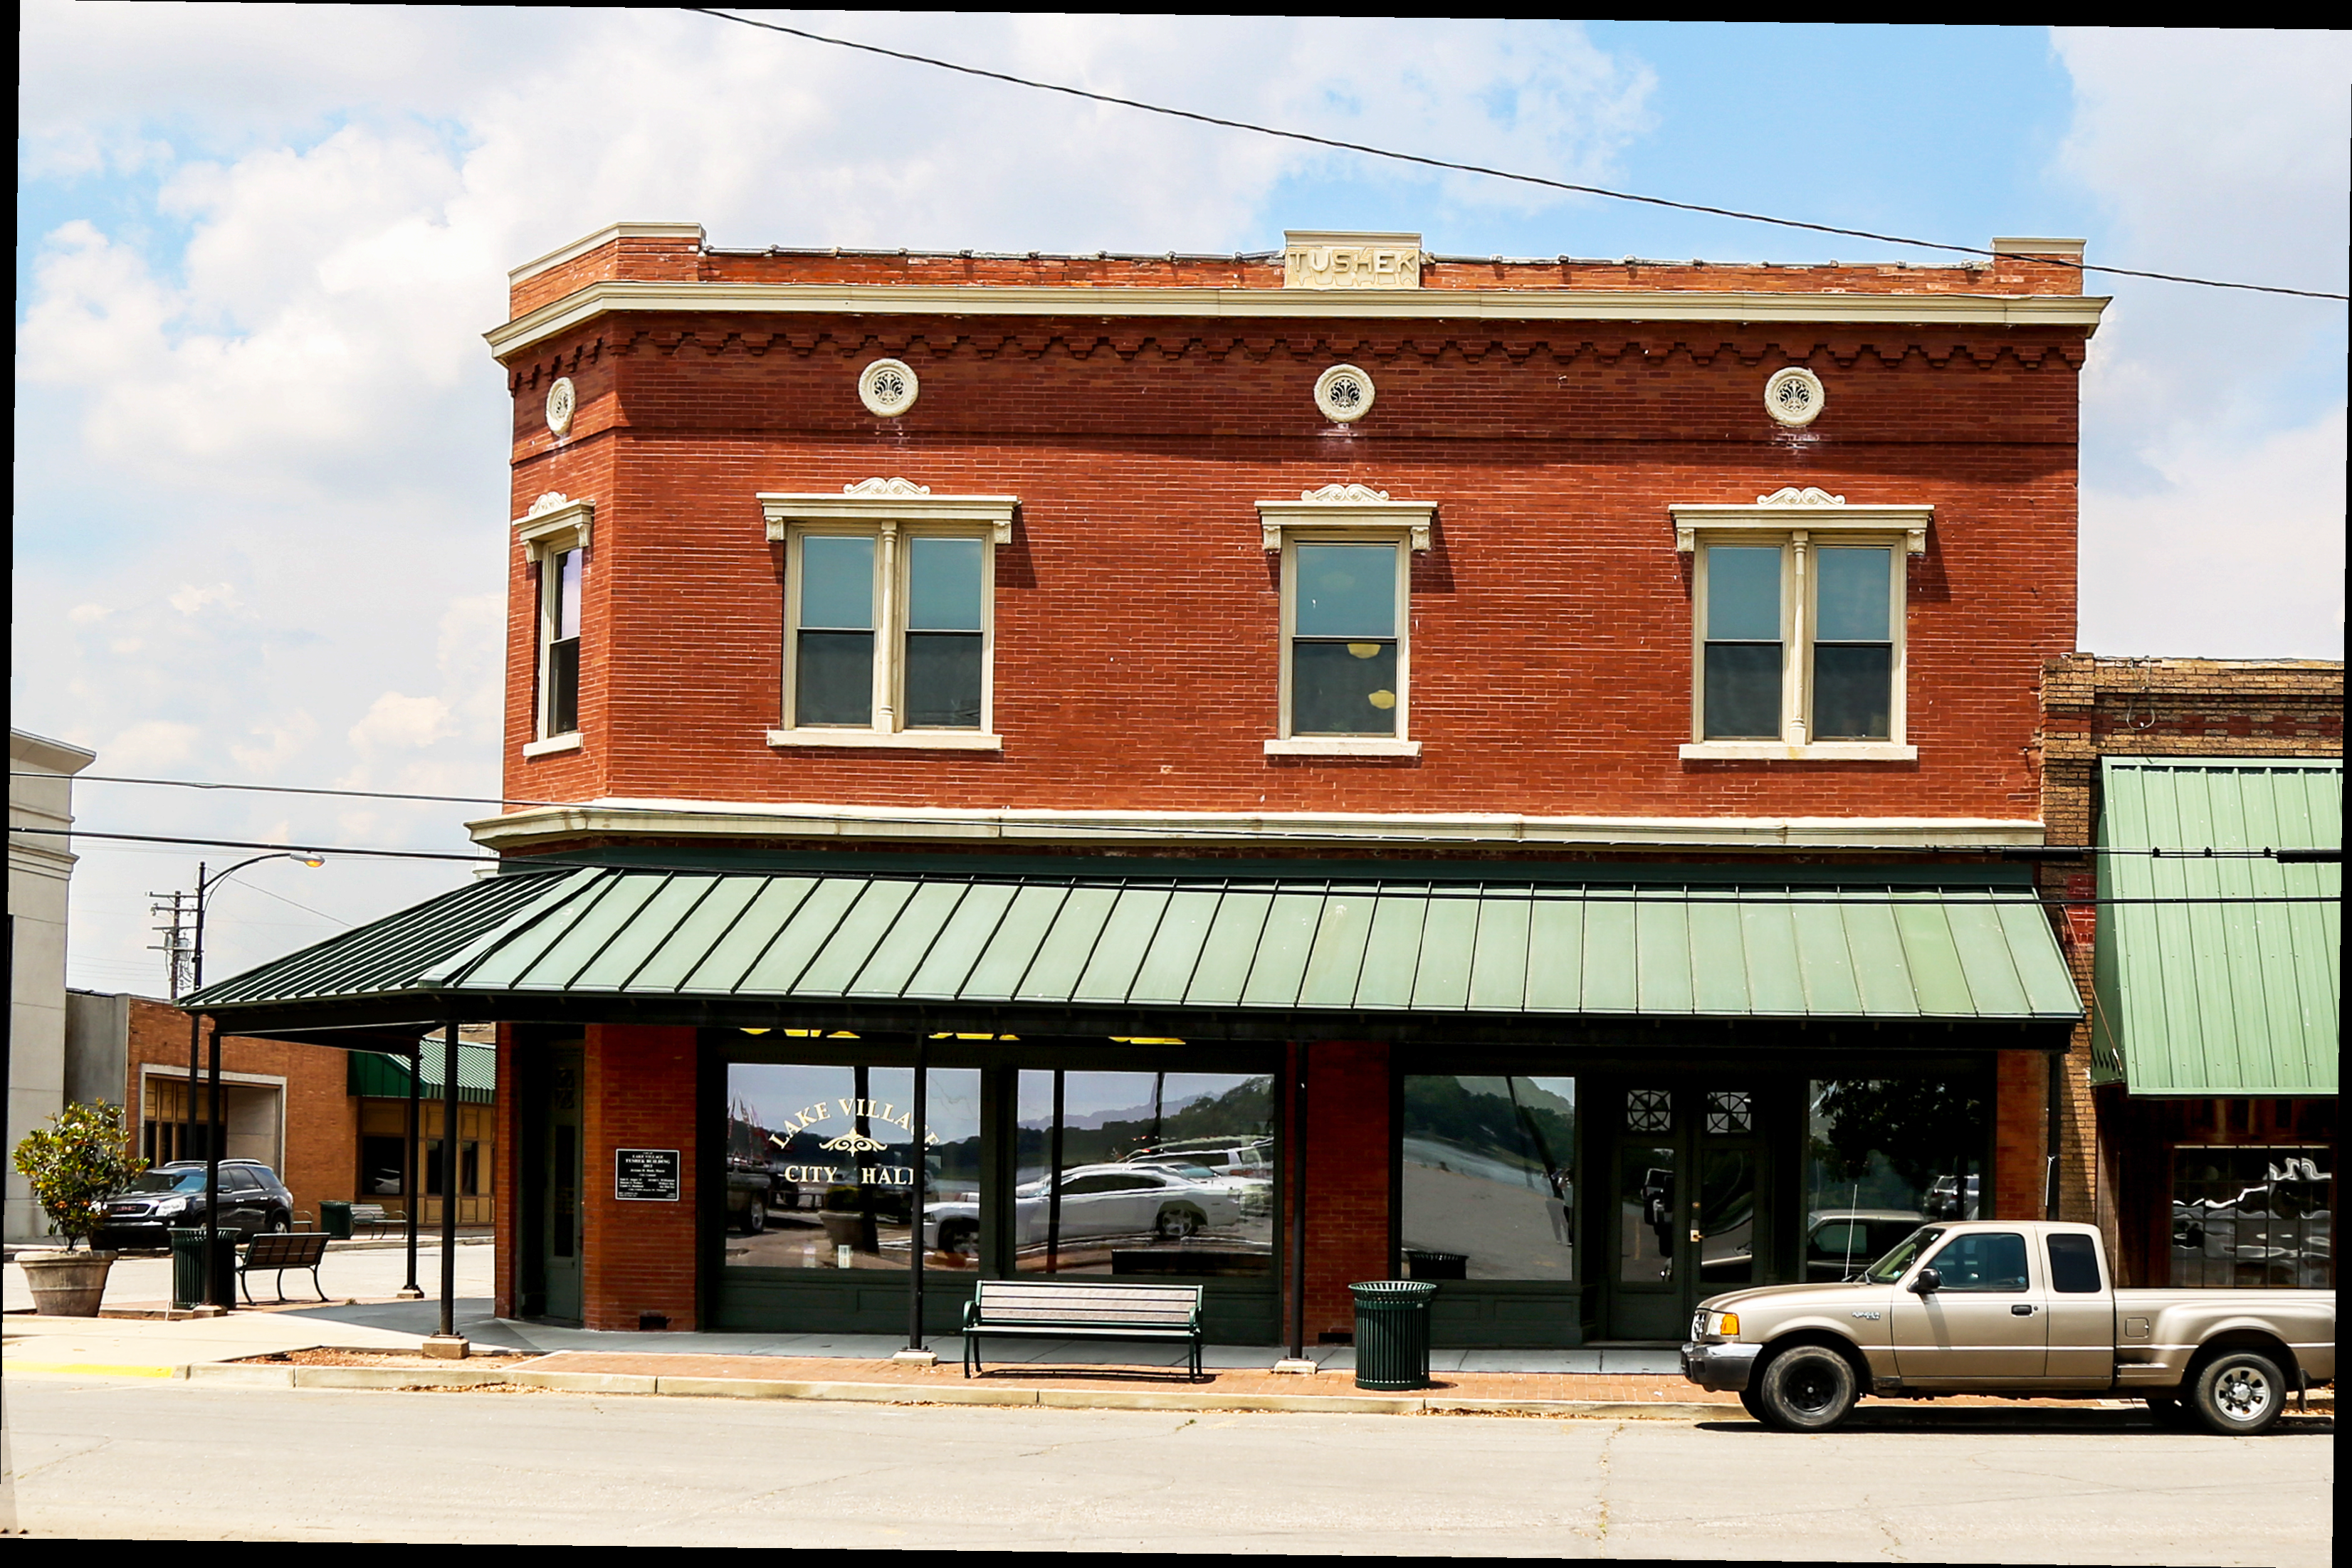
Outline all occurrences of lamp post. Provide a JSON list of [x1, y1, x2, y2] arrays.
[[177, 851, 325, 1308]]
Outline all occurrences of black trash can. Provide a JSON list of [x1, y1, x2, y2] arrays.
[[169, 1228, 238, 1310], [1350, 1280, 1437, 1391], [318, 1200, 354, 1241]]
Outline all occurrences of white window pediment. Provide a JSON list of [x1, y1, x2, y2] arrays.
[[1670, 487, 1931, 555], [760, 477, 1017, 542], [515, 491, 593, 560], [1256, 484, 1434, 553]]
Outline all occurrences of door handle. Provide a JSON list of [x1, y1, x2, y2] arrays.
[[2010, 1304, 2036, 1316]]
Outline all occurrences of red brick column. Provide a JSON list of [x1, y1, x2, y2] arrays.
[[581, 1024, 699, 1330], [1990, 1048, 2049, 1221], [493, 1025, 520, 1320], [1294, 1040, 1394, 1342]]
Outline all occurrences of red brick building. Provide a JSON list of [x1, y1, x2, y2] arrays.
[[191, 225, 2105, 1342]]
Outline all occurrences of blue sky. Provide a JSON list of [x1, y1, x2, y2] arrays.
[[14, 12, 2348, 994]]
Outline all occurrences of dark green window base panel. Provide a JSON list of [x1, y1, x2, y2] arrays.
[[1428, 1285, 1585, 1349]]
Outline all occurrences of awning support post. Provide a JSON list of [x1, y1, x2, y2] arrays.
[[434, 1019, 464, 1353], [896, 1036, 935, 1366], [201, 1014, 224, 1310], [1282, 1041, 1311, 1369], [396, 1043, 423, 1300]]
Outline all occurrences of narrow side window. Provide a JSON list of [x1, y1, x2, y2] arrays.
[[542, 546, 584, 737], [1291, 542, 1401, 736]]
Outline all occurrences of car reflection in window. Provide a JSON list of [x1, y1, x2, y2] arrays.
[[1806, 1209, 1928, 1280]]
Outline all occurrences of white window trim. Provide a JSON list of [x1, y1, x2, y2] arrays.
[[1258, 487, 1429, 756], [1681, 506, 1917, 761], [515, 495, 594, 747], [761, 479, 1011, 750]]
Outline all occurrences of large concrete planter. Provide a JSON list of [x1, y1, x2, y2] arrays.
[[20, 1249, 117, 1316]]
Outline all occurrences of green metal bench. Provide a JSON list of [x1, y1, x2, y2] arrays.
[[239, 1230, 331, 1304], [960, 1280, 1205, 1380]]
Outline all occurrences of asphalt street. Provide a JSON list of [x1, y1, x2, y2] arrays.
[[1, 1375, 2333, 1557]]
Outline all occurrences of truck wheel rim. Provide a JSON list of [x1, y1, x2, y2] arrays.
[[1787, 1368, 1839, 1414], [2217, 1368, 2272, 1421]]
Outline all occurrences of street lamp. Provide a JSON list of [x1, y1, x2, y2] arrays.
[[177, 851, 325, 1310]]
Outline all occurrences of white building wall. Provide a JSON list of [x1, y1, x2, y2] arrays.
[[9, 729, 98, 1243]]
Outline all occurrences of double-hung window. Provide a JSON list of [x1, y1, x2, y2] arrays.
[[761, 480, 1014, 749], [515, 495, 594, 757], [1673, 490, 1928, 760], [1258, 485, 1433, 757]]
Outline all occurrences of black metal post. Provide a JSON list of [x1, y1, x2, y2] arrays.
[[184, 862, 206, 1163], [1288, 1042, 1308, 1362], [906, 1038, 928, 1352], [1046, 1069, 1064, 1273], [203, 1016, 224, 1308], [440, 1021, 461, 1340], [399, 1043, 422, 1298]]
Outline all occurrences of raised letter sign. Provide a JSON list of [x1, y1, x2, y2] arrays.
[[1283, 231, 1422, 290]]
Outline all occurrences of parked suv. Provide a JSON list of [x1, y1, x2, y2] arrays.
[[95, 1159, 295, 1248]]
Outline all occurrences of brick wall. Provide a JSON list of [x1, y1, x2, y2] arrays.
[[580, 1023, 700, 1330], [495, 310, 2082, 826], [1286, 1040, 1394, 1342], [2036, 654, 2343, 1261], [124, 997, 355, 1223]]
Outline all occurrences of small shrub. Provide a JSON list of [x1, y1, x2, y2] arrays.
[[11, 1100, 147, 1250]]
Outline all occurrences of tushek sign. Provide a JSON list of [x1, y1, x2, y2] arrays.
[[615, 1147, 681, 1201], [1283, 230, 1422, 290]]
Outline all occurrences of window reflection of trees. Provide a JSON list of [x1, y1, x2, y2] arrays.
[[1401, 1077, 1577, 1282], [1805, 1078, 1985, 1281]]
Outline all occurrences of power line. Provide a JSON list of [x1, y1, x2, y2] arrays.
[[685, 9, 2348, 304], [7, 826, 2336, 905], [18, 770, 2339, 860]]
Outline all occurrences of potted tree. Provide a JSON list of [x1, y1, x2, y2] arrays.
[[11, 1100, 145, 1315]]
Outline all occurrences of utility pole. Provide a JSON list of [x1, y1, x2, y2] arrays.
[[149, 889, 196, 1000]]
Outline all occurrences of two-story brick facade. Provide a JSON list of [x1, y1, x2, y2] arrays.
[[189, 225, 2102, 1345]]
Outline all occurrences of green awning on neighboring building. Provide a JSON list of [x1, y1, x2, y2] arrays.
[[2092, 757, 2341, 1095], [347, 1043, 498, 1104], [189, 860, 2081, 1033]]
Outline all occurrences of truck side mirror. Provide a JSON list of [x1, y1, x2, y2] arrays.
[[1909, 1267, 1941, 1295]]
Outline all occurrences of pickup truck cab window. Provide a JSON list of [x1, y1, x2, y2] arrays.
[[1922, 1231, 2029, 1292], [2047, 1231, 2104, 1293], [1862, 1226, 1940, 1283]]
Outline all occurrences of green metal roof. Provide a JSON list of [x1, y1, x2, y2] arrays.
[[347, 1043, 498, 1104], [2093, 757, 2341, 1095], [189, 863, 2081, 1026]]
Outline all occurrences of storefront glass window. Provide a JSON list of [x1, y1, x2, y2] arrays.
[[1805, 1078, 1985, 1281], [2170, 1145, 2332, 1288], [1400, 1076, 1577, 1282], [723, 1063, 983, 1273], [1014, 1070, 1275, 1277]]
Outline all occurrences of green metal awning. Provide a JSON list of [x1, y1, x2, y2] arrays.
[[187, 861, 2081, 1036], [2092, 757, 2341, 1095], [347, 1043, 498, 1104]]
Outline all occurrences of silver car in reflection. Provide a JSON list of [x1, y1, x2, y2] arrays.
[[921, 1162, 1244, 1258]]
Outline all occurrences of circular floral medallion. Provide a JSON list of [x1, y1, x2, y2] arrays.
[[545, 376, 577, 438], [1313, 363, 1375, 423], [859, 357, 920, 417], [1763, 367, 1825, 428]]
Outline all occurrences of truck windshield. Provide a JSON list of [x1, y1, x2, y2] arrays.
[[1861, 1226, 1943, 1284]]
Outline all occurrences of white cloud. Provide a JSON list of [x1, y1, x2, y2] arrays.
[[348, 692, 456, 753], [2053, 28, 2349, 657], [67, 604, 112, 623], [103, 720, 201, 771], [167, 582, 239, 616]]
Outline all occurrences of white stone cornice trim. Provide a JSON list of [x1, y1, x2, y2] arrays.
[[514, 494, 594, 559], [1671, 490, 1932, 554], [1264, 737, 1423, 757], [466, 797, 2044, 852], [1679, 742, 1920, 762], [485, 280, 2111, 358], [760, 483, 1017, 543], [767, 730, 1003, 752], [1258, 485, 1435, 552], [509, 222, 705, 285]]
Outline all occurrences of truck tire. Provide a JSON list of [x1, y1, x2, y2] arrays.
[[1737, 1387, 1770, 1423], [2189, 1349, 2285, 1436], [1754, 1345, 1859, 1432]]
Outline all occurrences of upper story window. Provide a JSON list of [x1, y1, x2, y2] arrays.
[[761, 479, 1014, 751], [513, 493, 594, 757], [1672, 488, 1929, 762], [1258, 485, 1432, 757]]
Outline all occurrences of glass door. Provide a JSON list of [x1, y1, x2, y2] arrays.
[[1602, 1084, 1760, 1340]]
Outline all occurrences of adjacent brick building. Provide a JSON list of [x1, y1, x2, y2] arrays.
[[191, 223, 2111, 1342]]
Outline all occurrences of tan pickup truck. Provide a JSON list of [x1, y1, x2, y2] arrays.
[[1681, 1220, 2333, 1434]]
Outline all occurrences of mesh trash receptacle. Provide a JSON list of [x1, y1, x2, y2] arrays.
[[1350, 1280, 1437, 1390], [169, 1228, 236, 1310], [319, 1200, 354, 1241]]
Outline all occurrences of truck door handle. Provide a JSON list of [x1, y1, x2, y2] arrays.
[[2010, 1304, 2036, 1316]]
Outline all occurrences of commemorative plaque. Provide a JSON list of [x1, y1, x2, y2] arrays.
[[615, 1147, 681, 1201]]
